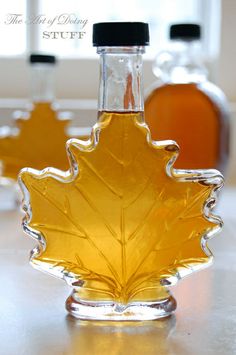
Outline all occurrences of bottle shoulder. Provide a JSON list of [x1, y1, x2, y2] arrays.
[[145, 80, 230, 118], [197, 81, 230, 113]]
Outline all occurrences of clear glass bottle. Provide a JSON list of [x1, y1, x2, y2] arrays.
[[19, 22, 223, 321], [30, 54, 56, 103], [0, 54, 90, 183], [145, 24, 230, 173]]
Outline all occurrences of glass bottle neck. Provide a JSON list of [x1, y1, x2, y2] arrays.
[[97, 47, 145, 112], [30, 63, 55, 103], [154, 40, 208, 84]]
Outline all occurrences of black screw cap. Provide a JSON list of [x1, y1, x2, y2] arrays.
[[170, 24, 201, 41], [29, 54, 57, 64], [93, 22, 149, 46]]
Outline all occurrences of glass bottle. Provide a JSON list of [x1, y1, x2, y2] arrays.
[[19, 22, 223, 321], [0, 54, 89, 183], [145, 24, 230, 173]]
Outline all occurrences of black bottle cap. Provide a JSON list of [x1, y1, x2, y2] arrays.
[[93, 22, 149, 46], [29, 54, 57, 64], [170, 24, 201, 40]]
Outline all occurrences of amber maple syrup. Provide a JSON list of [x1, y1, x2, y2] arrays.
[[145, 82, 229, 171]]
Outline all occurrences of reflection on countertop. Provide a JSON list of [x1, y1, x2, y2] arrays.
[[65, 315, 176, 355]]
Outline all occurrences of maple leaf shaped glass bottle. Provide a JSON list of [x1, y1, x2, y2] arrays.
[[19, 22, 224, 321], [145, 24, 230, 172], [0, 53, 89, 182]]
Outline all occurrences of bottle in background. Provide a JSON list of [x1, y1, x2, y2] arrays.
[[0, 54, 91, 182], [145, 23, 230, 173], [0, 53, 91, 210]]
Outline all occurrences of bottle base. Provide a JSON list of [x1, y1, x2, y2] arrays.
[[66, 291, 177, 321]]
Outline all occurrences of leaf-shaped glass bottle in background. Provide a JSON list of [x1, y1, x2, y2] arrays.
[[0, 54, 90, 210], [0, 54, 91, 210], [19, 22, 224, 321]]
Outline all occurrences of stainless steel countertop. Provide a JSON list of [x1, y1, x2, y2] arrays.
[[0, 188, 236, 355]]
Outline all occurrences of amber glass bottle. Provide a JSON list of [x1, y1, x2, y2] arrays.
[[145, 24, 230, 172]]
